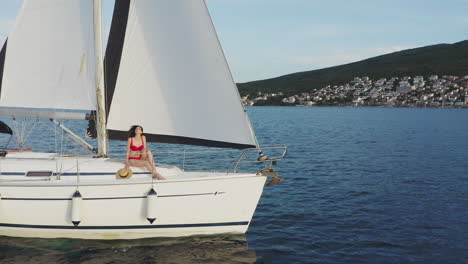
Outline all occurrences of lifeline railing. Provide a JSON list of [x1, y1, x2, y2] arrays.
[[151, 144, 288, 174]]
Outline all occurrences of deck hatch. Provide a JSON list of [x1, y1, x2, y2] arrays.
[[26, 171, 53, 177]]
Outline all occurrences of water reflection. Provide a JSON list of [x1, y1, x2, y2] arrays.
[[0, 234, 257, 264]]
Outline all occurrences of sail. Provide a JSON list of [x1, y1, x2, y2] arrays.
[[106, 0, 258, 149], [0, 0, 97, 111]]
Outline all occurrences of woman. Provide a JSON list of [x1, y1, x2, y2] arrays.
[[125, 125, 165, 180]]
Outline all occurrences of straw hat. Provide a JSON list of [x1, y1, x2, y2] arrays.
[[116, 168, 133, 179]]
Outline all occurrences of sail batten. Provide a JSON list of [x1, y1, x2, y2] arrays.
[[0, 0, 97, 111], [106, 0, 258, 149]]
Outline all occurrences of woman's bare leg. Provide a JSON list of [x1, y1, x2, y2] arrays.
[[128, 159, 165, 180], [146, 150, 165, 180], [146, 150, 156, 169], [145, 160, 165, 180], [127, 159, 145, 167]]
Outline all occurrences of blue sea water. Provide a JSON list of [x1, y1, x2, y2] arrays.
[[0, 107, 467, 263]]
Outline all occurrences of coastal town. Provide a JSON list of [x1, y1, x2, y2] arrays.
[[242, 75, 468, 108]]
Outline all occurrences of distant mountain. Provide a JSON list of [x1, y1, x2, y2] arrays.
[[237, 40, 468, 95]]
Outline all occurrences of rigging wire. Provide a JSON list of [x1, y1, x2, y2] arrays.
[[10, 117, 39, 148], [11, 118, 21, 147], [21, 119, 40, 147], [59, 119, 66, 175], [41, 121, 94, 155], [54, 117, 59, 177], [20, 118, 27, 147]]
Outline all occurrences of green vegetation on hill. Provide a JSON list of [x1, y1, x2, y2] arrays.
[[237, 40, 468, 96]]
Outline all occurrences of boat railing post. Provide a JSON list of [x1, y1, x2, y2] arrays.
[[233, 149, 247, 173], [265, 159, 273, 169], [182, 147, 186, 171], [76, 159, 80, 188]]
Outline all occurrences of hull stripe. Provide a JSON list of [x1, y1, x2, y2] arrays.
[[0, 221, 249, 229], [1, 193, 218, 201]]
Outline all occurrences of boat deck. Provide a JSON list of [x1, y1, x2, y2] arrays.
[[0, 152, 255, 186]]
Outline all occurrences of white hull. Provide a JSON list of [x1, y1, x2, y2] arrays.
[[0, 152, 267, 239]]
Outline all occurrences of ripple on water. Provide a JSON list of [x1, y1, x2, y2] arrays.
[[1, 107, 467, 263], [0, 235, 257, 264]]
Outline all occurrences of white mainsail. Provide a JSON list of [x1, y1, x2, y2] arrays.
[[0, 0, 97, 111], [106, 0, 258, 149]]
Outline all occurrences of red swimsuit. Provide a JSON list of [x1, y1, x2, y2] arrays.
[[129, 137, 144, 160]]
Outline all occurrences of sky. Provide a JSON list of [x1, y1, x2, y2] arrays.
[[1, 0, 467, 83]]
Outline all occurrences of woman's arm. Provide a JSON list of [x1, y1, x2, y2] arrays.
[[141, 135, 149, 159], [142, 135, 147, 152]]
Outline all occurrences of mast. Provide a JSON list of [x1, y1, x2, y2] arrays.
[[94, 0, 108, 156]]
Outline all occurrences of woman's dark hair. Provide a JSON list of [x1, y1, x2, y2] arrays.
[[128, 125, 143, 138]]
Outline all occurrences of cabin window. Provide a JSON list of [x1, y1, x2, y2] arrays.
[[26, 171, 53, 177]]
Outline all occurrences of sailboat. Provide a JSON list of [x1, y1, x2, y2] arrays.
[[0, 0, 286, 239]]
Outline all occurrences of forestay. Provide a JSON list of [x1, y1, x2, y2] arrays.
[[105, 0, 258, 149], [0, 0, 97, 111]]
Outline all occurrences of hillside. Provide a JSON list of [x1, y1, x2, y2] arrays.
[[237, 40, 468, 96]]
